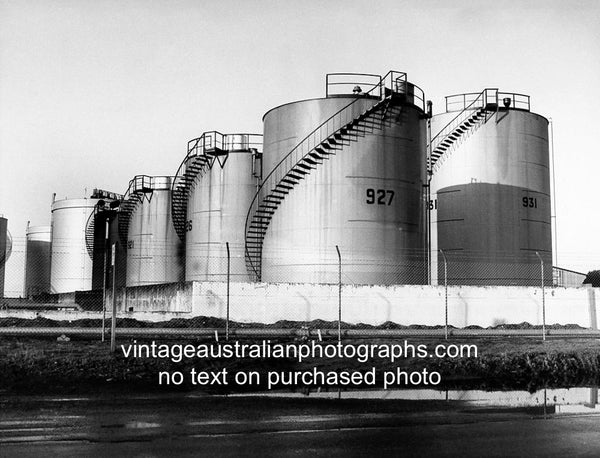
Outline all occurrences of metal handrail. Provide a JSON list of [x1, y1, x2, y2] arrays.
[[446, 91, 530, 112], [326, 72, 385, 98], [123, 175, 173, 197], [244, 70, 423, 278], [497, 92, 530, 111]]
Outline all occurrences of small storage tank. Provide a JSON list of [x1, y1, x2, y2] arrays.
[[123, 175, 184, 287], [178, 132, 262, 281], [429, 89, 552, 285], [251, 72, 428, 285], [50, 197, 100, 293], [24, 223, 51, 297]]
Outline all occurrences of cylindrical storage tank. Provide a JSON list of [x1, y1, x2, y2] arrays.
[[259, 73, 428, 285], [126, 176, 184, 286], [186, 135, 261, 282], [24, 225, 51, 297], [50, 198, 99, 293], [429, 90, 552, 286]]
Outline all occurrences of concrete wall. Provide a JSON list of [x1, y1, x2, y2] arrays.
[[107, 281, 600, 329], [113, 282, 192, 314]]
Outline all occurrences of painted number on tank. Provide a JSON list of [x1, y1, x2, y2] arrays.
[[366, 188, 394, 205], [127, 240, 134, 249], [428, 199, 438, 210], [522, 197, 538, 208], [184, 220, 193, 232]]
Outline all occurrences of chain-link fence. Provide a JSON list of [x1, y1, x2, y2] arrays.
[[1, 238, 598, 345]]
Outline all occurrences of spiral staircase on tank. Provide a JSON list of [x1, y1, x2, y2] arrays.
[[170, 132, 263, 243], [117, 175, 156, 246], [0, 230, 12, 267], [244, 71, 422, 282], [84, 193, 124, 259], [84, 210, 97, 260], [428, 88, 500, 174], [171, 132, 222, 242]]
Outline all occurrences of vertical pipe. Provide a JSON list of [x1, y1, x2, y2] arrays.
[[336, 245, 341, 343], [424, 183, 430, 285], [226, 242, 230, 341], [101, 217, 108, 342], [110, 243, 117, 353], [549, 118, 558, 267], [426, 104, 432, 285], [536, 251, 546, 341], [440, 249, 448, 340]]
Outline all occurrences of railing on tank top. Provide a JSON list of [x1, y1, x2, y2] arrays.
[[244, 70, 426, 278], [186, 132, 263, 157], [325, 72, 425, 110], [445, 91, 530, 112]]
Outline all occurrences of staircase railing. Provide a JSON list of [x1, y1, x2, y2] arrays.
[[244, 70, 423, 279], [429, 88, 499, 171]]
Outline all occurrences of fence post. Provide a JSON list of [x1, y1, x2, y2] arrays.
[[439, 249, 448, 340], [536, 251, 546, 341], [336, 245, 341, 343], [226, 242, 230, 341]]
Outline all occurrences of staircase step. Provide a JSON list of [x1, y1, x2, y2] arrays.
[[247, 231, 267, 236], [326, 137, 348, 146], [276, 183, 294, 190], [264, 196, 284, 202], [297, 163, 316, 170], [314, 146, 335, 155], [303, 157, 322, 165], [359, 119, 382, 126], [290, 167, 309, 176]]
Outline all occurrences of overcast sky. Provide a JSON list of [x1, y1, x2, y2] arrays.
[[1, 0, 599, 295]]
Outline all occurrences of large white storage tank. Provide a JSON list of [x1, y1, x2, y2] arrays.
[[121, 175, 184, 287], [248, 72, 429, 285], [24, 224, 51, 297], [50, 197, 99, 293], [429, 89, 552, 285], [173, 132, 262, 282]]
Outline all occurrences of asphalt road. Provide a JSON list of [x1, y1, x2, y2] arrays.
[[1, 393, 599, 457]]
